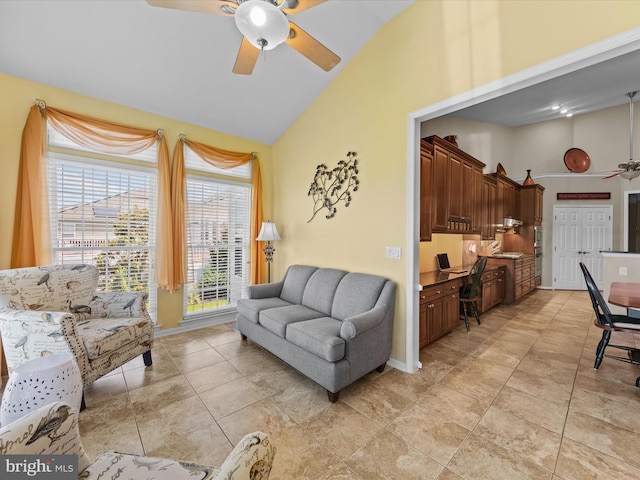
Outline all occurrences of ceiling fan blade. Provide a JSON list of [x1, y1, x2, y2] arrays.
[[281, 0, 327, 15], [233, 37, 260, 75], [285, 21, 340, 72], [146, 0, 236, 16]]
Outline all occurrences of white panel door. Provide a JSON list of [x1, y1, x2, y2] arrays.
[[553, 206, 612, 290]]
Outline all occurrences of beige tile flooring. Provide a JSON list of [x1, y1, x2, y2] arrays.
[[75, 289, 640, 479]]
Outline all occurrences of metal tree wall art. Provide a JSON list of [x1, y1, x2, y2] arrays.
[[307, 151, 359, 222]]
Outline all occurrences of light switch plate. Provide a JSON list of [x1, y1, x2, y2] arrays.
[[385, 246, 401, 260], [620, 266, 628, 276]]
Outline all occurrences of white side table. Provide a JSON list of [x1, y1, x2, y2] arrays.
[[0, 353, 82, 426]]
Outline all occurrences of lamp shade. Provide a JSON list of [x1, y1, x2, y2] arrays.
[[234, 0, 290, 51], [256, 221, 281, 241]]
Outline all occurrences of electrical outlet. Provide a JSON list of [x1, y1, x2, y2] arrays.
[[620, 266, 628, 276], [385, 246, 401, 260]]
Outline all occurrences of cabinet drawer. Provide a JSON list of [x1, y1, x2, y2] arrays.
[[481, 271, 494, 282], [421, 281, 459, 303], [515, 268, 523, 282]]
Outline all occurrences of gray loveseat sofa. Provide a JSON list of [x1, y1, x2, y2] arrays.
[[236, 265, 396, 402]]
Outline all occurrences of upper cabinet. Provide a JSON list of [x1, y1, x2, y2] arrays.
[[481, 175, 497, 240], [519, 184, 545, 226], [422, 136, 485, 234], [419, 141, 433, 241], [489, 173, 520, 223]]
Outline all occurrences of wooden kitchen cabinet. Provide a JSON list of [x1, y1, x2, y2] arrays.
[[520, 184, 544, 226], [419, 279, 461, 348], [481, 175, 497, 240], [480, 266, 506, 313], [419, 140, 433, 241], [485, 255, 536, 305], [490, 173, 520, 224], [422, 135, 485, 234]]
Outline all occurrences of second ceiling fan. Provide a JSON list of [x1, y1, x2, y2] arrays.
[[147, 0, 341, 75]]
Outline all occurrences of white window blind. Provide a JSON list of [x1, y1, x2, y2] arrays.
[[46, 127, 157, 316], [184, 147, 251, 315]]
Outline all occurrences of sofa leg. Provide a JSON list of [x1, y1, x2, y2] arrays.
[[80, 391, 86, 411], [376, 363, 386, 373], [240, 333, 247, 340], [327, 390, 340, 403], [143, 350, 153, 367]]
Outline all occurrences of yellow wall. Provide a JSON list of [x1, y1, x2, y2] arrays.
[[272, 0, 640, 365], [0, 73, 273, 330]]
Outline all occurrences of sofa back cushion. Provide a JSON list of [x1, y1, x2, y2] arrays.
[[301, 268, 347, 316], [331, 273, 388, 320], [279, 265, 318, 304]]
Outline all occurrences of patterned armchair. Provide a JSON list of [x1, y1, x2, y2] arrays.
[[0, 401, 276, 480], [0, 264, 154, 388]]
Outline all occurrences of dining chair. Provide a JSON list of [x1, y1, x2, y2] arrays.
[[459, 256, 487, 332], [579, 262, 640, 387]]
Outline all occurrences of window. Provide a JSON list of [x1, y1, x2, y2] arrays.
[[184, 146, 251, 316], [46, 126, 158, 316]]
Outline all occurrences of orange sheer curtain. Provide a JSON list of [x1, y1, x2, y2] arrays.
[[11, 103, 175, 291], [172, 136, 264, 286]]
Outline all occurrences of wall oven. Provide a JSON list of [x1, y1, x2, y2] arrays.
[[534, 226, 543, 277]]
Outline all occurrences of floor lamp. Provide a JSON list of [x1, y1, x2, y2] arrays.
[[256, 221, 281, 283]]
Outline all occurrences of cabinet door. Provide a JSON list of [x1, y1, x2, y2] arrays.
[[472, 166, 483, 233], [482, 178, 496, 240], [443, 292, 460, 333], [448, 152, 463, 220], [419, 300, 428, 348], [427, 300, 446, 344], [481, 280, 492, 313], [534, 188, 543, 224], [420, 144, 432, 241], [461, 160, 474, 224], [496, 273, 505, 303], [432, 146, 449, 231], [495, 179, 505, 224]]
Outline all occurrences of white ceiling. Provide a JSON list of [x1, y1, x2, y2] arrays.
[[0, 0, 415, 145], [449, 48, 640, 126]]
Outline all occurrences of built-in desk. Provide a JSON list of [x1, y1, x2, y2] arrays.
[[418, 264, 506, 348]]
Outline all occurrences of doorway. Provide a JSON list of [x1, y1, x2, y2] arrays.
[[552, 206, 612, 290], [624, 190, 640, 252]]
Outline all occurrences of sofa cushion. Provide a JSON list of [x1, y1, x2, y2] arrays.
[[286, 318, 345, 362], [237, 297, 292, 324], [301, 268, 347, 316], [331, 273, 387, 320], [280, 265, 318, 304], [259, 305, 325, 338]]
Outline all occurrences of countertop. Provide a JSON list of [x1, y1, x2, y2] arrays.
[[419, 263, 505, 290]]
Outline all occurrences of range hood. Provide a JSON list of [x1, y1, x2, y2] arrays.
[[502, 217, 523, 228]]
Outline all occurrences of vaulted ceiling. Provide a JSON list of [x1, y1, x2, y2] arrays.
[[0, 0, 415, 144]]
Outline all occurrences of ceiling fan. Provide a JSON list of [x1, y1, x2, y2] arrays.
[[602, 90, 640, 180], [146, 0, 341, 75]]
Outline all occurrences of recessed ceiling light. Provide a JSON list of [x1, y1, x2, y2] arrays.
[[566, 113, 573, 117], [551, 105, 561, 110], [560, 108, 568, 114]]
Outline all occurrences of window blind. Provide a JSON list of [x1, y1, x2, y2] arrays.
[[46, 124, 158, 319], [185, 155, 251, 315]]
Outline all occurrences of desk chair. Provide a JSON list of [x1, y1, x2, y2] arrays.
[[580, 262, 640, 387], [459, 256, 487, 332]]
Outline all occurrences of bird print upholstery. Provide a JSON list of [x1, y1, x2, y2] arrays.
[[0, 264, 154, 387], [0, 402, 276, 480]]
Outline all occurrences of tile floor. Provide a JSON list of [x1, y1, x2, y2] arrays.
[[76, 289, 640, 479]]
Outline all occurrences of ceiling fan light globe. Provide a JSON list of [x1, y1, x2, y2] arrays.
[[619, 170, 640, 180], [235, 0, 289, 51]]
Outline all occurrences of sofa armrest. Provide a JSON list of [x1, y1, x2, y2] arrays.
[[214, 431, 276, 480], [88, 291, 149, 319], [0, 402, 92, 472], [340, 307, 386, 340], [246, 281, 284, 299]]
